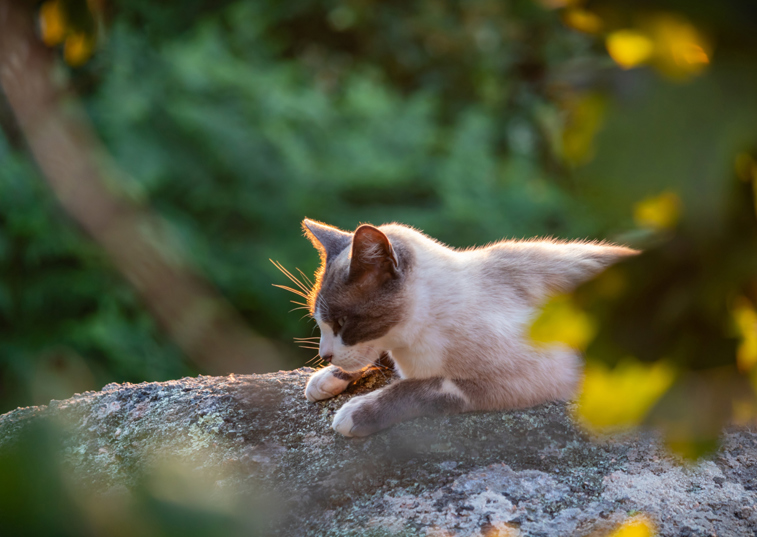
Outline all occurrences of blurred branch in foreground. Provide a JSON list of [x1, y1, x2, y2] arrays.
[[533, 0, 757, 457], [0, 0, 280, 375]]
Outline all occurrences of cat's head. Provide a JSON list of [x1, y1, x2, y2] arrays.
[[302, 218, 412, 372]]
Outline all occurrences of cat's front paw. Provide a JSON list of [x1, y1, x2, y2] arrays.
[[305, 366, 353, 402], [332, 391, 381, 437]]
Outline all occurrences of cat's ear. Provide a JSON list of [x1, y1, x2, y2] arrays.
[[302, 219, 352, 261], [349, 225, 399, 282]]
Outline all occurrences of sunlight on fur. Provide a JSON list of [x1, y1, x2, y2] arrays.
[[277, 218, 638, 437]]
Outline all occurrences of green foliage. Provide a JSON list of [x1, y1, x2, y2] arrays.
[[531, 5, 757, 455], [566, 67, 757, 456], [5, 0, 757, 534], [1, 0, 592, 412], [0, 422, 85, 536], [0, 135, 189, 408], [7, 0, 757, 456]]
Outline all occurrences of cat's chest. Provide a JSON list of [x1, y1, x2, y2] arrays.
[[390, 345, 447, 379]]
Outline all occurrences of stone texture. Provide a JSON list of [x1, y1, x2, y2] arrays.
[[1, 368, 756, 536]]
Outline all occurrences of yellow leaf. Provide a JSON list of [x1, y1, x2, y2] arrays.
[[731, 297, 757, 373], [529, 294, 596, 350], [606, 30, 655, 69], [593, 266, 628, 299], [735, 153, 757, 189], [648, 14, 711, 79], [64, 32, 95, 67], [560, 93, 607, 166], [605, 516, 657, 537], [577, 359, 676, 430], [665, 438, 719, 461], [483, 522, 520, 537], [39, 0, 67, 47], [732, 395, 757, 427], [633, 191, 681, 231], [562, 8, 603, 34], [605, 15, 711, 79]]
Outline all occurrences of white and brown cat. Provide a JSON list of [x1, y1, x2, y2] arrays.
[[297, 218, 636, 437]]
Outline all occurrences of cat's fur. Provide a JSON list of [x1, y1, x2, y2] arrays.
[[299, 219, 637, 437]]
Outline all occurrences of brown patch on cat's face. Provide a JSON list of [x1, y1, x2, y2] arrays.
[[308, 227, 413, 348], [316, 250, 407, 346]]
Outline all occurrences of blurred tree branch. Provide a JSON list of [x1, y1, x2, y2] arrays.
[[0, 0, 280, 375], [0, 94, 22, 150]]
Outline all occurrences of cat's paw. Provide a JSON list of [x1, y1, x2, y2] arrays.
[[305, 367, 352, 402], [332, 391, 381, 437]]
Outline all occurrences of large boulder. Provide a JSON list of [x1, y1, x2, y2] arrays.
[[1, 368, 756, 536]]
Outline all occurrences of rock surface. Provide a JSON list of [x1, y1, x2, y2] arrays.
[[1, 368, 756, 536]]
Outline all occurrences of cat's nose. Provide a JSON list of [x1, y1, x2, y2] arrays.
[[321, 353, 333, 364]]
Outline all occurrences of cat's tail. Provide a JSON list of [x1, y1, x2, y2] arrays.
[[492, 240, 639, 306]]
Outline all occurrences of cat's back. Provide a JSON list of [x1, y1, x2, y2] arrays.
[[376, 225, 546, 291], [376, 225, 632, 304], [468, 236, 637, 305], [379, 225, 528, 311], [379, 223, 462, 272]]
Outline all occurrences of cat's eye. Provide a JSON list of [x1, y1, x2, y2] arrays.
[[337, 316, 347, 328]]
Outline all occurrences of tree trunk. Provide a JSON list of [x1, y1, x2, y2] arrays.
[[0, 0, 280, 374]]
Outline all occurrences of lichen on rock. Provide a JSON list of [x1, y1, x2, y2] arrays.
[[1, 367, 756, 536]]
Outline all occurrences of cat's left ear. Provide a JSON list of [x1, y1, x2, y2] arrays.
[[349, 225, 399, 282], [302, 218, 352, 262]]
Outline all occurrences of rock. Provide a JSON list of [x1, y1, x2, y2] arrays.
[[1, 368, 756, 536]]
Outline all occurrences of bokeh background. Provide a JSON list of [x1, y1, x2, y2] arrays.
[[3, 0, 757, 523], [1, 0, 623, 413]]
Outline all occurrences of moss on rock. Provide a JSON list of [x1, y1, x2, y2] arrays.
[[1, 368, 756, 536]]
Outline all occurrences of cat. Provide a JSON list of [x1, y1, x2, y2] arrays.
[[296, 218, 637, 437]]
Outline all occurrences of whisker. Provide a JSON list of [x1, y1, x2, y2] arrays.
[[271, 259, 310, 292], [272, 284, 308, 299], [289, 306, 310, 313], [307, 354, 325, 366], [296, 267, 315, 290], [315, 294, 329, 316], [270, 260, 312, 295], [290, 300, 308, 307]]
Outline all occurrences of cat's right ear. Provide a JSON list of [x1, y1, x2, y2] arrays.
[[349, 225, 399, 284], [302, 219, 352, 262]]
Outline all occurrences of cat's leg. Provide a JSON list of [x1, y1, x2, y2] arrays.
[[305, 366, 361, 402], [332, 378, 467, 437]]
